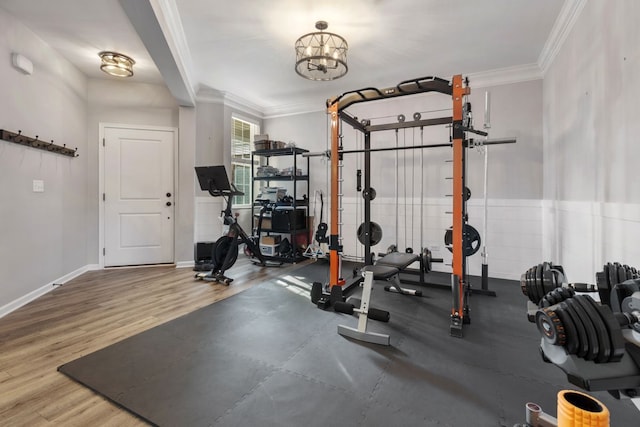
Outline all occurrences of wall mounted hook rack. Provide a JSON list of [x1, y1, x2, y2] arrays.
[[0, 129, 78, 157]]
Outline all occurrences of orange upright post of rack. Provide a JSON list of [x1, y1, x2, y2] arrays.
[[328, 102, 341, 289], [450, 74, 470, 336]]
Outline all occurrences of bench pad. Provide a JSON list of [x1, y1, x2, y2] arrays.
[[362, 264, 399, 280], [375, 252, 419, 269]]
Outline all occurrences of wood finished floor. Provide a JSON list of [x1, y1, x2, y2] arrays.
[[0, 257, 307, 426]]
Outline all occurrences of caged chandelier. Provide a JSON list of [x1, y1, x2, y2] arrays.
[[295, 21, 348, 81]]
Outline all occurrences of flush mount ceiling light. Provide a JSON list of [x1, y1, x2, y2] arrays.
[[98, 51, 135, 77], [295, 21, 348, 81]]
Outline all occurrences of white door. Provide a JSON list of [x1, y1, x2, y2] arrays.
[[103, 126, 175, 267]]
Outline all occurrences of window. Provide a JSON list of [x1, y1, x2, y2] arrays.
[[231, 117, 259, 206]]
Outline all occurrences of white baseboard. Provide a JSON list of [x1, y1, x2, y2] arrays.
[[0, 264, 92, 319], [176, 261, 195, 269]]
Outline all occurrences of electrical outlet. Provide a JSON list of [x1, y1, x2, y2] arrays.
[[33, 179, 44, 192]]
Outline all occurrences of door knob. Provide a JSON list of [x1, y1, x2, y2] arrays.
[[166, 192, 172, 197], [166, 201, 172, 206]]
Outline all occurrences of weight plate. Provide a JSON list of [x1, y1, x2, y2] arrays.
[[574, 295, 610, 363], [555, 305, 579, 355], [595, 271, 610, 306], [591, 299, 626, 363], [582, 296, 615, 363], [607, 262, 618, 287], [566, 298, 599, 361], [617, 265, 627, 284], [562, 300, 590, 359], [526, 267, 538, 303], [542, 269, 557, 296], [443, 225, 482, 256], [357, 221, 383, 246], [535, 264, 544, 304], [536, 308, 566, 346]]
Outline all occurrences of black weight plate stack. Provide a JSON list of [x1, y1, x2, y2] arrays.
[[566, 298, 599, 361], [588, 297, 626, 363], [524, 267, 533, 302], [523, 266, 534, 302], [528, 266, 540, 304], [555, 305, 579, 355], [574, 295, 611, 363], [562, 300, 590, 359], [583, 296, 620, 363]]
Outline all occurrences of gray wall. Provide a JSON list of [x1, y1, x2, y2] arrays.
[[0, 8, 88, 309], [542, 0, 640, 281]]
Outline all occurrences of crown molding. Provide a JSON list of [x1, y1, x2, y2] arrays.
[[263, 102, 325, 119], [538, 0, 587, 74], [466, 63, 543, 88], [197, 88, 264, 119]]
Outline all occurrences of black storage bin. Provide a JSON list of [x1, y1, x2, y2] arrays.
[[271, 207, 306, 231]]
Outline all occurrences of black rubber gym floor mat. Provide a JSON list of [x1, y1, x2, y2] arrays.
[[58, 267, 640, 426]]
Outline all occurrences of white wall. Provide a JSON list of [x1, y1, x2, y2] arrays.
[[0, 8, 89, 312], [264, 79, 544, 280], [543, 0, 640, 282]]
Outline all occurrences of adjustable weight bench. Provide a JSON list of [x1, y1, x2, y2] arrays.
[[361, 252, 422, 296]]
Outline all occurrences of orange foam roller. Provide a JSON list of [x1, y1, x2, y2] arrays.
[[557, 390, 609, 427]]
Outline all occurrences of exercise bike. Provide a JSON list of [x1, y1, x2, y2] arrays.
[[194, 166, 276, 285]]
